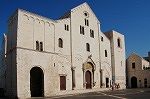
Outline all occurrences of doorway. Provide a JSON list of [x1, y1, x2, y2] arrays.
[[131, 76, 137, 88], [30, 67, 44, 97], [85, 71, 92, 89], [60, 76, 66, 90], [106, 78, 109, 88], [144, 78, 147, 88]]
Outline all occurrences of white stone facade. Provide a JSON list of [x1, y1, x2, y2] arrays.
[[126, 53, 150, 88], [2, 2, 126, 98]]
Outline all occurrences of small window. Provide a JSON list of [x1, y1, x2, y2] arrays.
[[40, 42, 43, 51], [84, 11, 89, 17], [90, 29, 94, 38], [58, 38, 63, 48], [65, 24, 69, 31], [65, 24, 67, 30], [105, 50, 107, 57], [132, 62, 135, 69], [143, 65, 145, 70], [85, 19, 86, 26], [84, 12, 88, 16], [117, 38, 121, 48], [87, 20, 89, 26], [86, 43, 90, 52], [85, 19, 89, 26], [67, 25, 69, 31], [101, 36, 103, 41], [36, 41, 39, 50], [80, 25, 84, 35]]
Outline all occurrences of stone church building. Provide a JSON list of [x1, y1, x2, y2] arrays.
[[0, 2, 126, 98], [126, 52, 150, 88]]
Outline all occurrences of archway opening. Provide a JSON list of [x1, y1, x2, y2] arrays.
[[131, 76, 137, 88], [30, 67, 44, 97], [85, 70, 92, 89]]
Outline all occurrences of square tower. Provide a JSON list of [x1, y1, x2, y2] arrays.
[[105, 30, 126, 89]]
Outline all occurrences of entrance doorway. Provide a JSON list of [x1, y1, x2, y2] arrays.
[[85, 71, 92, 89], [30, 67, 44, 97], [106, 78, 109, 88], [131, 76, 137, 88], [60, 76, 66, 90], [144, 78, 147, 88]]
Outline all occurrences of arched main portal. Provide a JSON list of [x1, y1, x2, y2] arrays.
[[30, 67, 44, 97], [83, 62, 95, 89], [85, 71, 92, 89], [131, 76, 137, 88]]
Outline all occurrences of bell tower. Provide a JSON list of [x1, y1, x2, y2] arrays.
[[105, 30, 126, 89]]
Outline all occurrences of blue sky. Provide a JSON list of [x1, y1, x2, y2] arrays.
[[0, 0, 150, 57]]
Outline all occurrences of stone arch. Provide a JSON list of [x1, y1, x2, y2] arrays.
[[41, 20, 45, 24], [29, 16, 35, 21], [35, 18, 40, 23], [23, 14, 29, 20], [30, 67, 44, 97], [84, 62, 94, 70], [83, 61, 96, 71], [83, 62, 95, 89]]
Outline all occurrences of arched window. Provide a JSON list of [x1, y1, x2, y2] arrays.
[[86, 43, 90, 52], [90, 29, 94, 38], [36, 41, 39, 50], [101, 36, 103, 41], [40, 42, 43, 51], [105, 50, 107, 57], [80, 25, 84, 35], [117, 38, 121, 48], [58, 38, 63, 48]]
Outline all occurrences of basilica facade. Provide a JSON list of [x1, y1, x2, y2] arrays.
[[1, 2, 126, 98]]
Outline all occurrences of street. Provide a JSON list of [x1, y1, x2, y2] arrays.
[[47, 88, 150, 99]]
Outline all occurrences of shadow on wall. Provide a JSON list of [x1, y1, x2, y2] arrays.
[[0, 88, 5, 97]]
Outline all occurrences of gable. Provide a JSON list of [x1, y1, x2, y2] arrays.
[[71, 2, 100, 24], [127, 53, 141, 60]]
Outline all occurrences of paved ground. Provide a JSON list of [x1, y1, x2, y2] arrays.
[[3, 88, 148, 99], [47, 88, 150, 99]]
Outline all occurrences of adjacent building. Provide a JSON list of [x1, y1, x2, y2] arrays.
[[0, 34, 7, 96], [0, 2, 126, 98], [126, 52, 150, 88]]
